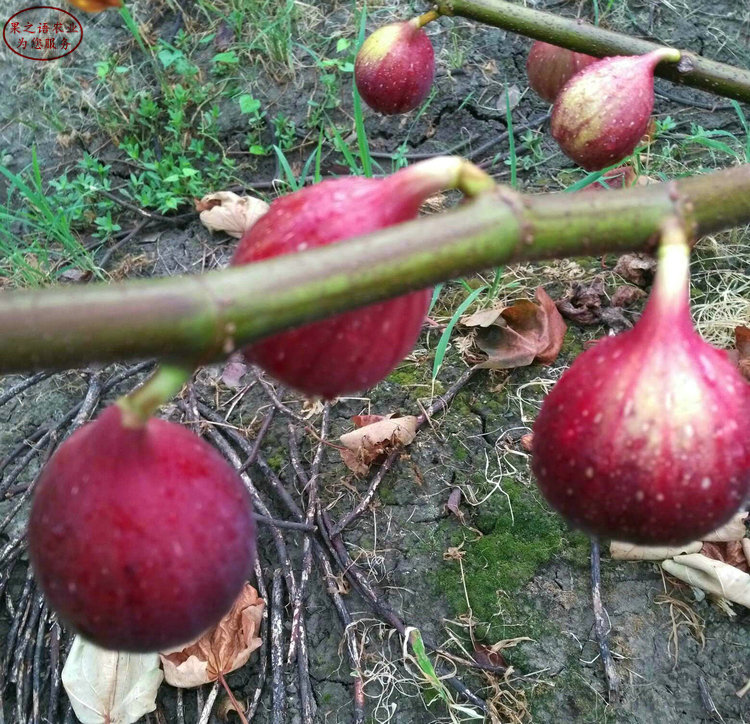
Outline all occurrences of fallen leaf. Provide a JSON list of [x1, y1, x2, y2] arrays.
[[662, 554, 750, 609], [611, 285, 646, 308], [339, 416, 418, 475], [221, 355, 248, 389], [160, 584, 265, 688], [62, 636, 163, 724], [60, 268, 93, 284], [196, 192, 269, 238], [352, 414, 391, 428], [461, 307, 504, 328], [556, 276, 632, 332], [701, 542, 750, 573], [472, 643, 507, 670], [613, 253, 656, 287], [445, 488, 465, 524], [610, 541, 703, 560], [702, 512, 748, 542], [68, 0, 121, 12], [580, 165, 637, 192], [555, 277, 605, 325], [463, 287, 566, 369]]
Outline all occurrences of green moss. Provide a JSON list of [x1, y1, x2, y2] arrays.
[[378, 483, 397, 506], [265, 451, 285, 472], [387, 367, 422, 386], [450, 439, 469, 461], [435, 477, 587, 640]]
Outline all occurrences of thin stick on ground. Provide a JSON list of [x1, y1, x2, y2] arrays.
[[270, 569, 286, 724], [0, 372, 51, 408], [287, 409, 329, 664], [590, 536, 619, 699], [195, 681, 220, 724], [245, 556, 269, 723]]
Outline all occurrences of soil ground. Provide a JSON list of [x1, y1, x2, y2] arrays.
[[0, 0, 749, 722]]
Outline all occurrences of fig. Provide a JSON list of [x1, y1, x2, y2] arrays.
[[550, 48, 680, 171], [232, 157, 483, 399], [28, 405, 255, 652], [531, 228, 750, 544], [355, 16, 435, 115], [526, 41, 599, 103]]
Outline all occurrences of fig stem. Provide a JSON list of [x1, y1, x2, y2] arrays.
[[650, 218, 691, 313], [2, 163, 750, 373], [435, 0, 750, 104], [413, 9, 439, 28], [116, 362, 194, 426]]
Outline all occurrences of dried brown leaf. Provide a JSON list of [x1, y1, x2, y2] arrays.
[[196, 192, 269, 238], [352, 414, 391, 428], [557, 276, 632, 331], [467, 287, 566, 370], [472, 643, 507, 670], [160, 584, 265, 688], [520, 433, 534, 452], [613, 253, 656, 287], [445, 488, 465, 524], [580, 165, 637, 192], [220, 355, 248, 389], [339, 416, 417, 475], [700, 542, 750, 573], [60, 268, 93, 284], [611, 285, 646, 308]]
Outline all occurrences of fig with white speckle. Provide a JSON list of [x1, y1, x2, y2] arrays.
[[526, 41, 599, 104], [232, 157, 485, 399], [531, 227, 750, 544], [354, 16, 435, 115], [550, 48, 680, 171], [28, 405, 255, 652]]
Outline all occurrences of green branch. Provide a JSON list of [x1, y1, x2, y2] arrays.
[[1, 164, 750, 374], [435, 0, 750, 104]]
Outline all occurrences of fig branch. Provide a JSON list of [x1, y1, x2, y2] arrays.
[[434, 0, 750, 104], [2, 162, 750, 374]]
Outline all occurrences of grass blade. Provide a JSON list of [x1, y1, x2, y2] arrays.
[[432, 284, 487, 381]]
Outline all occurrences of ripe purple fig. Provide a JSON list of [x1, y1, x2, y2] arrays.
[[355, 16, 435, 115], [550, 48, 680, 171], [526, 41, 599, 103], [28, 405, 255, 652], [531, 228, 750, 545], [232, 157, 489, 399]]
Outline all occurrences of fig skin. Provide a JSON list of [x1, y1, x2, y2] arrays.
[[526, 41, 599, 103], [550, 49, 679, 171], [232, 167, 446, 399], [355, 20, 435, 115], [531, 242, 750, 545], [28, 405, 256, 652]]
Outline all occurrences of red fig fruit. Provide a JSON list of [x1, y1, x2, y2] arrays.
[[231, 158, 480, 399], [355, 16, 435, 115], [28, 405, 255, 652], [550, 48, 680, 171], [526, 41, 599, 103], [531, 230, 750, 545]]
